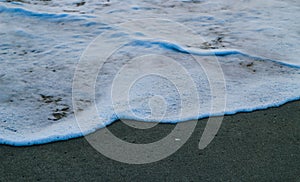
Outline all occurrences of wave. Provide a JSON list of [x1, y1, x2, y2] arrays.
[[129, 40, 300, 68], [0, 5, 94, 22], [1, 0, 299, 147], [1, 38, 300, 146]]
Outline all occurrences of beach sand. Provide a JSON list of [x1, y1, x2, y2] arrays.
[[1, 101, 299, 181]]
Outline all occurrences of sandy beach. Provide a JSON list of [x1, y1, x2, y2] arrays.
[[1, 100, 299, 181]]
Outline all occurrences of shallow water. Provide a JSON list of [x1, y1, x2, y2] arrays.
[[0, 0, 299, 145]]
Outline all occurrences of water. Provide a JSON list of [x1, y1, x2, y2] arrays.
[[0, 0, 299, 146]]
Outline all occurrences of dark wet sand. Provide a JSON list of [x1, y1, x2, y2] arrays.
[[1, 101, 299, 181]]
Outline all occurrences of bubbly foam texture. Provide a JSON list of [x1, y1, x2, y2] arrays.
[[0, 0, 299, 146]]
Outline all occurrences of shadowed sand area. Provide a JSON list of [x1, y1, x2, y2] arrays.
[[1, 101, 299, 181]]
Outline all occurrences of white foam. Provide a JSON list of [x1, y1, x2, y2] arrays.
[[0, 0, 299, 146]]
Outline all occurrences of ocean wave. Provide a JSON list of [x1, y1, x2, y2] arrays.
[[0, 0, 299, 146], [0, 5, 94, 22]]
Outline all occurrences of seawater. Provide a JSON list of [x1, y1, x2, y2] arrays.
[[0, 0, 299, 146]]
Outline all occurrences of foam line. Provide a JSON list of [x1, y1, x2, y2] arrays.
[[0, 5, 94, 21], [130, 40, 300, 69], [1, 95, 299, 146]]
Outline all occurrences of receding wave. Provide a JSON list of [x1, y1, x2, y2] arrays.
[[0, 0, 299, 146]]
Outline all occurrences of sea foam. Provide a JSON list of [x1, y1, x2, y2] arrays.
[[0, 0, 299, 146]]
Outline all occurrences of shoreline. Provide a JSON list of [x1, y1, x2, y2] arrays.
[[1, 100, 299, 181]]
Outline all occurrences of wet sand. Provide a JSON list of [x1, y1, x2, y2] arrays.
[[1, 101, 299, 181]]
